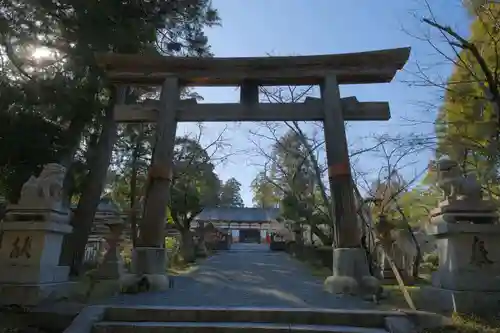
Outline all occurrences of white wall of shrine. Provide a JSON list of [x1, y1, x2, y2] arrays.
[[189, 221, 271, 243], [190, 221, 271, 230]]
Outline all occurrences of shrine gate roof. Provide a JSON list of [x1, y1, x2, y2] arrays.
[[194, 207, 280, 223]]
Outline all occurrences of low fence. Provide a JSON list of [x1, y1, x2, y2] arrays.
[[84, 240, 105, 264], [82, 228, 230, 270]]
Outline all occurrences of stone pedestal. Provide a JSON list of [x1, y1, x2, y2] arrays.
[[94, 247, 125, 280], [94, 220, 125, 280], [421, 222, 500, 313], [430, 199, 498, 224], [120, 247, 169, 292], [324, 248, 379, 296], [0, 205, 74, 306]]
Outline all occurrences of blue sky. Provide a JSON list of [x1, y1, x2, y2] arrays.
[[176, 0, 471, 206]]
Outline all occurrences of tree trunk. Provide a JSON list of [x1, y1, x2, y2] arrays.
[[407, 225, 422, 279], [395, 203, 422, 279], [310, 224, 331, 246], [58, 132, 98, 268], [128, 126, 144, 247], [129, 174, 139, 248], [309, 225, 314, 244], [289, 121, 332, 220], [59, 114, 90, 208], [180, 230, 195, 263], [288, 122, 336, 244], [60, 87, 123, 276]]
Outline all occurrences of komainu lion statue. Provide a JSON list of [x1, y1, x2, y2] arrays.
[[434, 158, 482, 202], [19, 163, 66, 205]]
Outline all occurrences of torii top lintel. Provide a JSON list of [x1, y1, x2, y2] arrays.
[[95, 47, 410, 86]]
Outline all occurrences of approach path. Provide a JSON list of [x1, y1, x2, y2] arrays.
[[102, 243, 374, 309]]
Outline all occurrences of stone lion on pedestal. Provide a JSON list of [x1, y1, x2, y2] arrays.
[[434, 158, 482, 202], [18, 163, 66, 206]]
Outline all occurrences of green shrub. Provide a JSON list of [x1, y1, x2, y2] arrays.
[[121, 243, 133, 272], [424, 313, 500, 333], [165, 236, 182, 268], [165, 236, 179, 251]]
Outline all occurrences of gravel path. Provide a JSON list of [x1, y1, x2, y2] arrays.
[[102, 243, 375, 309]]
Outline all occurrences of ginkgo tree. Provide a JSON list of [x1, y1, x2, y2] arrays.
[[412, 1, 500, 188]]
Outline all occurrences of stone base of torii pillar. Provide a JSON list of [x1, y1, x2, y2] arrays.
[[120, 247, 170, 292], [324, 248, 380, 296]]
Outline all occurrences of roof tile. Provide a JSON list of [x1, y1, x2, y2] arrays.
[[194, 207, 280, 223]]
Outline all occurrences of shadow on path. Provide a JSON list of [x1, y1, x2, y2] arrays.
[[102, 243, 375, 309]]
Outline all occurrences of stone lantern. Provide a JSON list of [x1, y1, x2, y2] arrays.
[[94, 197, 125, 280]]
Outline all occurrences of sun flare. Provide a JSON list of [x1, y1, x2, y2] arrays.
[[31, 47, 53, 60]]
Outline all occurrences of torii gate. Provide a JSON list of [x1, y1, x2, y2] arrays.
[[96, 47, 410, 294]]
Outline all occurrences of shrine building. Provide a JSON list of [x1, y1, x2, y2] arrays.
[[191, 207, 280, 243]]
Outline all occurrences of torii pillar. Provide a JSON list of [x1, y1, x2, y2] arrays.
[[130, 77, 179, 290], [321, 74, 379, 296]]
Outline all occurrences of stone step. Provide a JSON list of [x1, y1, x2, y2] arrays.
[[102, 306, 400, 328], [93, 321, 389, 333]]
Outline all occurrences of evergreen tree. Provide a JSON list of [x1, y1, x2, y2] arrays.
[[0, 0, 220, 274], [219, 177, 244, 208]]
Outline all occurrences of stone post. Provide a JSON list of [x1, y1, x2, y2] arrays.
[[195, 221, 208, 257], [420, 158, 500, 313], [0, 163, 75, 306], [321, 74, 379, 296]]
